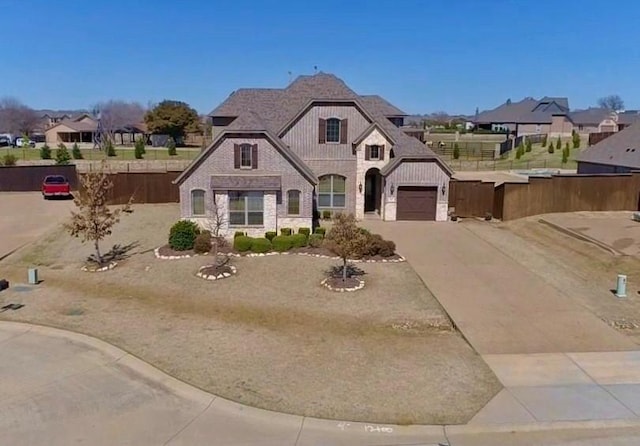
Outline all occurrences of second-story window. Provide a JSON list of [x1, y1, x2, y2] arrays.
[[326, 118, 341, 143], [240, 144, 252, 168]]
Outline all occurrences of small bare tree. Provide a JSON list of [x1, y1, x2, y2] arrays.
[[325, 213, 368, 281], [0, 97, 40, 135], [65, 163, 131, 264], [203, 199, 228, 267]]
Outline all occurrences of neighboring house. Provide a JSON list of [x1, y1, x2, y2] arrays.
[[577, 123, 640, 173], [45, 115, 98, 144], [474, 97, 569, 137], [174, 73, 452, 238]]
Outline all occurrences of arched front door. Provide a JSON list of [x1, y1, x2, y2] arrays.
[[364, 168, 382, 213]]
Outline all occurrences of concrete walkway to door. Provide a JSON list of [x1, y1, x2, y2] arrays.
[[362, 220, 637, 355]]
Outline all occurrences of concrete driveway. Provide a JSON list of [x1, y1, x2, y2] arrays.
[[363, 220, 636, 355], [0, 192, 74, 260]]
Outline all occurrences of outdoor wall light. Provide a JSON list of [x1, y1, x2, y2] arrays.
[[442, 183, 447, 196], [358, 182, 363, 193], [390, 183, 395, 195]]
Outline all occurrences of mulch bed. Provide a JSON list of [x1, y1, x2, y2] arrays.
[[326, 277, 360, 288], [199, 265, 234, 277], [219, 244, 403, 261], [157, 245, 197, 257]]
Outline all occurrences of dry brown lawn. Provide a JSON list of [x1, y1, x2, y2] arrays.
[[0, 204, 500, 425], [467, 215, 640, 342]]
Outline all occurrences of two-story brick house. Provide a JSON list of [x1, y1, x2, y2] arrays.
[[174, 73, 452, 237]]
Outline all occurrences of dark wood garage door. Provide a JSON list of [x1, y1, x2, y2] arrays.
[[396, 186, 437, 220]]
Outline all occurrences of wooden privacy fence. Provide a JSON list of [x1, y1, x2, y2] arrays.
[[0, 165, 78, 191], [494, 173, 640, 220], [451, 173, 640, 220], [98, 172, 181, 205], [448, 180, 495, 218]]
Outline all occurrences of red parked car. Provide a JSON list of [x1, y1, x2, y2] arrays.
[[42, 175, 71, 199]]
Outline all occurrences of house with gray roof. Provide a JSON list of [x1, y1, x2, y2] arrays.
[[474, 97, 569, 137], [174, 73, 452, 237], [577, 123, 640, 173]]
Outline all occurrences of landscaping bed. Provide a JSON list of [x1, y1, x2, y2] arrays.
[[0, 204, 501, 425]]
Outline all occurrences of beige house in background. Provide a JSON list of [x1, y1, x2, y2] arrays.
[[45, 115, 97, 144]]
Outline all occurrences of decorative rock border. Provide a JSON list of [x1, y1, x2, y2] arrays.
[[81, 261, 117, 272], [154, 247, 200, 260], [196, 265, 237, 281], [321, 277, 365, 292], [226, 251, 406, 263]]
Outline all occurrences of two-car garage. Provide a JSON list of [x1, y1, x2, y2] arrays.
[[396, 186, 438, 221]]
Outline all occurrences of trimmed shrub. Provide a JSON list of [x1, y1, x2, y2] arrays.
[[548, 141, 555, 154], [291, 233, 307, 248], [572, 132, 581, 149], [105, 140, 116, 157], [71, 142, 83, 159], [169, 220, 200, 251], [1, 153, 17, 166], [280, 227, 292, 236], [194, 232, 212, 254], [55, 143, 71, 165], [541, 135, 547, 148], [361, 233, 396, 258], [322, 210, 332, 220], [234, 235, 253, 252], [264, 231, 277, 241], [251, 237, 272, 253], [134, 139, 144, 159], [525, 138, 532, 152], [314, 227, 326, 237], [452, 143, 460, 160], [272, 235, 293, 252], [298, 227, 311, 237], [234, 231, 246, 239], [166, 137, 177, 156], [308, 233, 324, 248], [40, 144, 51, 160], [556, 136, 562, 152]]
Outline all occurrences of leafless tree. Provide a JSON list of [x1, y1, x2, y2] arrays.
[[0, 97, 40, 135], [203, 199, 229, 267], [597, 95, 625, 112], [94, 100, 145, 143], [65, 162, 132, 265]]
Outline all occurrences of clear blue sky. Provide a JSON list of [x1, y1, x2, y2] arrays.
[[1, 0, 638, 115]]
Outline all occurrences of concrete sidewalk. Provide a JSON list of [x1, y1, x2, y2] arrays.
[[4, 322, 640, 445]]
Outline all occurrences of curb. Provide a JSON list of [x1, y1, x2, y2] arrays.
[[538, 218, 622, 256], [3, 320, 640, 436]]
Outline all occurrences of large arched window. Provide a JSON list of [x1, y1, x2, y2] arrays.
[[287, 190, 301, 215], [325, 118, 341, 143], [191, 189, 205, 216], [318, 175, 345, 208]]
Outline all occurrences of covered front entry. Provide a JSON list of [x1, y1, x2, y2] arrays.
[[364, 168, 382, 213], [396, 186, 437, 220]]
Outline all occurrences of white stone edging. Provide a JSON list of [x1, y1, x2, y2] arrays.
[[154, 247, 202, 260], [81, 261, 117, 272], [226, 251, 405, 263], [196, 265, 237, 281], [321, 277, 365, 292]]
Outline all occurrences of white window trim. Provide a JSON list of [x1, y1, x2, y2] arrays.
[[240, 144, 253, 169], [369, 145, 381, 160], [228, 191, 264, 227], [190, 188, 206, 217], [325, 117, 341, 144], [318, 175, 346, 209], [287, 189, 301, 216]]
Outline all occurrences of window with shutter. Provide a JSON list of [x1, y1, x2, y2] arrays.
[[239, 144, 252, 169], [325, 118, 341, 143], [318, 118, 327, 144], [340, 119, 348, 144], [369, 145, 380, 160]]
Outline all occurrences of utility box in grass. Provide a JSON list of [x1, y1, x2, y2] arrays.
[[28, 268, 38, 285]]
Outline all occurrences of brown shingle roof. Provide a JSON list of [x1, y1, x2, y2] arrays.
[[577, 123, 640, 169]]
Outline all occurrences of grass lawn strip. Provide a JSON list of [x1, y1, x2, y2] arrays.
[[0, 204, 501, 425]]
